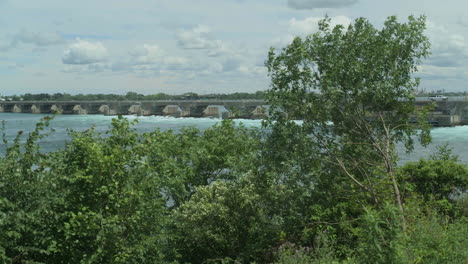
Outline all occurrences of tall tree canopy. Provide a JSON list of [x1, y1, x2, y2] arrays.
[[266, 16, 431, 217]]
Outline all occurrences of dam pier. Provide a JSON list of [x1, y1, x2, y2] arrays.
[[413, 100, 468, 126], [0, 100, 270, 119], [1, 99, 468, 126]]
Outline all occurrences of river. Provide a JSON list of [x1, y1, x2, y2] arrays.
[[1, 113, 467, 164]]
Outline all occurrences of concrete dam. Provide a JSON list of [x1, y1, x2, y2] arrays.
[[414, 100, 468, 126], [1, 99, 468, 126], [0, 100, 270, 119]]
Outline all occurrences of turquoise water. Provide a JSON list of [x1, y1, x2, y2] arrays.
[[1, 113, 467, 164], [401, 126, 468, 164], [0, 113, 263, 153]]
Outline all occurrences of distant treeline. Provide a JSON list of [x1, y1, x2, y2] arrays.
[[4, 91, 266, 101], [5, 90, 468, 101]]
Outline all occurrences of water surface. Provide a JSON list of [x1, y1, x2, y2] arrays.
[[1, 113, 467, 164]]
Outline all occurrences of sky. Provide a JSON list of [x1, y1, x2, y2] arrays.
[[1, 0, 468, 95]]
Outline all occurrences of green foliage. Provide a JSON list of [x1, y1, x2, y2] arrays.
[[0, 117, 167, 263], [273, 238, 341, 264], [169, 181, 282, 263], [0, 114, 467, 263], [404, 213, 468, 263], [0, 117, 59, 263], [1, 15, 467, 264], [397, 150, 468, 217], [48, 117, 167, 263], [430, 143, 460, 162], [274, 243, 315, 264], [265, 15, 432, 232], [398, 159, 467, 201], [352, 205, 407, 264], [262, 14, 466, 264], [141, 119, 259, 207]]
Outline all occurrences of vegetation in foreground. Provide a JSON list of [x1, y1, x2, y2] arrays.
[[0, 117, 466, 264], [1, 15, 467, 263]]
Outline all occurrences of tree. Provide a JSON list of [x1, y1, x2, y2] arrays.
[[0, 118, 59, 263], [169, 181, 281, 264], [141, 119, 259, 208], [125, 92, 144, 100], [397, 146, 468, 217], [41, 117, 168, 263], [265, 16, 431, 225]]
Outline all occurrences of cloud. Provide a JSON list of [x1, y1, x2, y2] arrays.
[[177, 25, 222, 50], [222, 57, 241, 72], [288, 15, 352, 35], [270, 15, 352, 48], [288, 0, 358, 9], [109, 44, 164, 72], [163, 56, 192, 71], [110, 44, 202, 75], [64, 40, 262, 79], [62, 62, 111, 74], [62, 39, 108, 65], [455, 16, 468, 28], [239, 65, 267, 76], [418, 65, 466, 81], [0, 43, 9, 52], [113, 51, 249, 78], [129, 44, 163, 64], [425, 21, 468, 68], [0, 30, 64, 51], [12, 30, 64, 46], [207, 43, 231, 57], [176, 24, 235, 58]]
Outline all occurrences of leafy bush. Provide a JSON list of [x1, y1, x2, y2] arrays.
[[0, 116, 467, 263]]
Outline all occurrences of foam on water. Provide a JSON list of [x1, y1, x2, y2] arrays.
[[0, 113, 264, 152], [399, 125, 468, 164]]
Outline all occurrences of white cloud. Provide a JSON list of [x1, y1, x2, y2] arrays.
[[163, 56, 191, 70], [425, 21, 468, 67], [207, 42, 232, 57], [112, 45, 195, 73], [289, 15, 352, 35], [269, 35, 295, 49], [288, 0, 358, 9], [110, 45, 258, 78], [417, 65, 468, 90], [0, 30, 64, 51], [270, 15, 352, 48], [176, 24, 236, 59], [213, 57, 239, 73], [109, 44, 164, 72], [177, 25, 222, 50], [239, 65, 267, 76], [62, 62, 111, 74], [129, 44, 163, 64], [12, 30, 64, 46], [62, 39, 108, 65], [111, 45, 204, 76]]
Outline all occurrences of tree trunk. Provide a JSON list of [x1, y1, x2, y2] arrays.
[[389, 168, 406, 230]]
